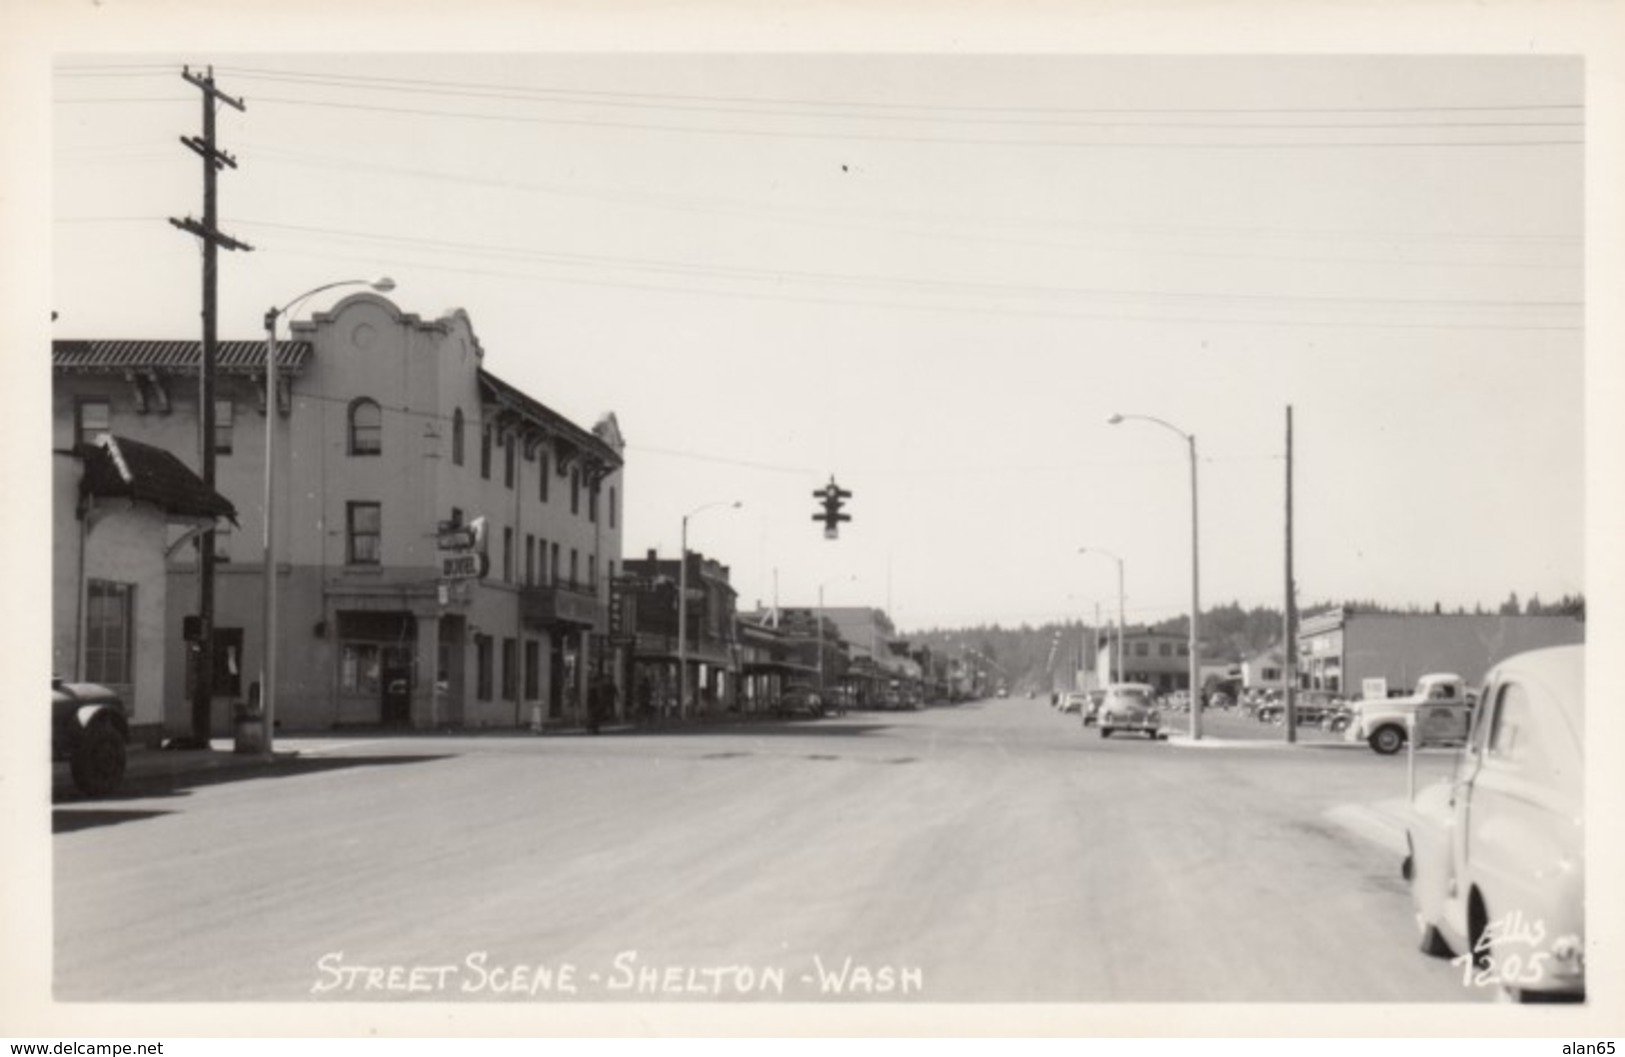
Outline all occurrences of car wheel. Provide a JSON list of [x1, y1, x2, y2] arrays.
[[1418, 922, 1454, 958], [1100, 727, 1111, 739], [70, 719, 126, 797], [1369, 725, 1405, 755]]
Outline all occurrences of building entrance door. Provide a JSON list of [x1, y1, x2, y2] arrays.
[[548, 636, 565, 719], [380, 645, 413, 727]]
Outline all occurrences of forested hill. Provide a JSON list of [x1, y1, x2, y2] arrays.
[[905, 602, 1289, 690], [904, 592, 1583, 691]]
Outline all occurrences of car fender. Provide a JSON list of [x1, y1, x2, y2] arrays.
[[74, 703, 128, 741], [1406, 782, 1462, 947]]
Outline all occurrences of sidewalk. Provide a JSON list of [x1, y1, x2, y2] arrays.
[[1323, 797, 1414, 857]]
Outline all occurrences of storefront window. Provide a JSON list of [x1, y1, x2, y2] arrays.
[[341, 643, 382, 694]]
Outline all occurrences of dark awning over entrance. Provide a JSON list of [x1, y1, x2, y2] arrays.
[[742, 661, 819, 676]]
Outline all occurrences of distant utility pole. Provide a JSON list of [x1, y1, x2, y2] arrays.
[[1284, 404, 1298, 744], [169, 65, 252, 748]]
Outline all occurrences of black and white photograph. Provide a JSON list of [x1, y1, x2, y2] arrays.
[[4, 0, 1623, 1043]]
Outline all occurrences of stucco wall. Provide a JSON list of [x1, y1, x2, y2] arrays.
[[52, 452, 173, 732]]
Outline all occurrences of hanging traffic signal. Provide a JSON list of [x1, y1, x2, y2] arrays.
[[812, 476, 852, 539]]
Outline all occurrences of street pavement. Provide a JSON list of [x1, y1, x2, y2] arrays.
[[51, 696, 1480, 1004]]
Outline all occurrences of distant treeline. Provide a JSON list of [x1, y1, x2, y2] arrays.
[[908, 592, 1583, 689]]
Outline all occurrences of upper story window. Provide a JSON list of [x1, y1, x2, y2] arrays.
[[347, 502, 382, 564], [589, 480, 599, 524], [76, 398, 110, 447], [539, 450, 551, 502], [570, 468, 581, 516], [452, 408, 465, 466], [504, 436, 516, 489], [214, 399, 234, 455], [609, 485, 617, 529], [481, 424, 493, 480], [349, 398, 382, 456]]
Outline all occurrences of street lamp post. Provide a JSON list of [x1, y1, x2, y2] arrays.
[[261, 277, 394, 754], [677, 500, 741, 719], [1079, 548, 1126, 687], [1108, 412, 1201, 741]]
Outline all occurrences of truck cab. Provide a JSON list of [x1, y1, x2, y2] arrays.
[[1346, 673, 1474, 755]]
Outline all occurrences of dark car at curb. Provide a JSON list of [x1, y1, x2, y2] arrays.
[[52, 676, 129, 796]]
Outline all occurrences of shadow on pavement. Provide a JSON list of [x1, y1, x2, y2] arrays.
[[610, 720, 895, 740], [52, 753, 451, 809], [52, 808, 176, 834]]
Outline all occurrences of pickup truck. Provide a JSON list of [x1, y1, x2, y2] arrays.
[[1345, 672, 1475, 755]]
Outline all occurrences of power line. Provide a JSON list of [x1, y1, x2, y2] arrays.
[[235, 218, 1579, 313], [236, 141, 1580, 256], [194, 66, 1585, 133], [206, 63, 1581, 119], [253, 241, 1583, 334], [241, 94, 1584, 151]]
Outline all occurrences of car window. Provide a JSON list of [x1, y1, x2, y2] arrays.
[[1486, 680, 1548, 778]]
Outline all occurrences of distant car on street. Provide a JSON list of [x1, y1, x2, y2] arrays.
[[1403, 645, 1585, 1002], [1097, 683, 1162, 739], [52, 676, 129, 796], [1080, 689, 1107, 727], [1057, 691, 1088, 714], [777, 686, 825, 718]]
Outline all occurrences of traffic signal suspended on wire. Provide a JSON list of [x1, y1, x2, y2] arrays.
[[813, 477, 852, 539]]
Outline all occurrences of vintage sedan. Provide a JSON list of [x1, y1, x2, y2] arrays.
[[52, 676, 129, 796], [1097, 683, 1161, 739], [1403, 645, 1584, 1002]]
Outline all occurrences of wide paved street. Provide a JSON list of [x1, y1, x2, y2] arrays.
[[53, 697, 1479, 1004]]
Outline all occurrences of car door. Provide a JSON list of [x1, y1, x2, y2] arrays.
[[1446, 676, 1497, 934], [1465, 672, 1573, 968]]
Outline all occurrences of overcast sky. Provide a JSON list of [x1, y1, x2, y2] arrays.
[[41, 50, 1591, 632]]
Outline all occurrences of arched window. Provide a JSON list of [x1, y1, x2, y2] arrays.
[[452, 408, 465, 466], [349, 398, 382, 455]]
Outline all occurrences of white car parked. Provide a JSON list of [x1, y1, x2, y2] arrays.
[[1402, 645, 1584, 1002]]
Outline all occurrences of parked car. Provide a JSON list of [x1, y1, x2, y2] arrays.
[[1402, 645, 1584, 1002], [1097, 683, 1162, 739], [1058, 692, 1088, 714], [1080, 689, 1107, 727], [777, 686, 825, 718], [1256, 689, 1341, 727], [1320, 701, 1355, 734], [52, 676, 129, 796]]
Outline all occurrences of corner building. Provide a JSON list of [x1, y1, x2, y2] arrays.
[[52, 293, 624, 734]]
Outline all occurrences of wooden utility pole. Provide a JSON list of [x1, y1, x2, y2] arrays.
[[170, 65, 252, 747], [1284, 404, 1298, 744]]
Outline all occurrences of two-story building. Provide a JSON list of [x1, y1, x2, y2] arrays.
[[52, 293, 624, 734], [1093, 626, 1197, 694], [623, 548, 741, 719]]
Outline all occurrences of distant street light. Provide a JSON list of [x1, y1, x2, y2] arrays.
[[1079, 547, 1127, 688], [1108, 412, 1201, 740], [261, 277, 395, 754], [678, 500, 741, 719]]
